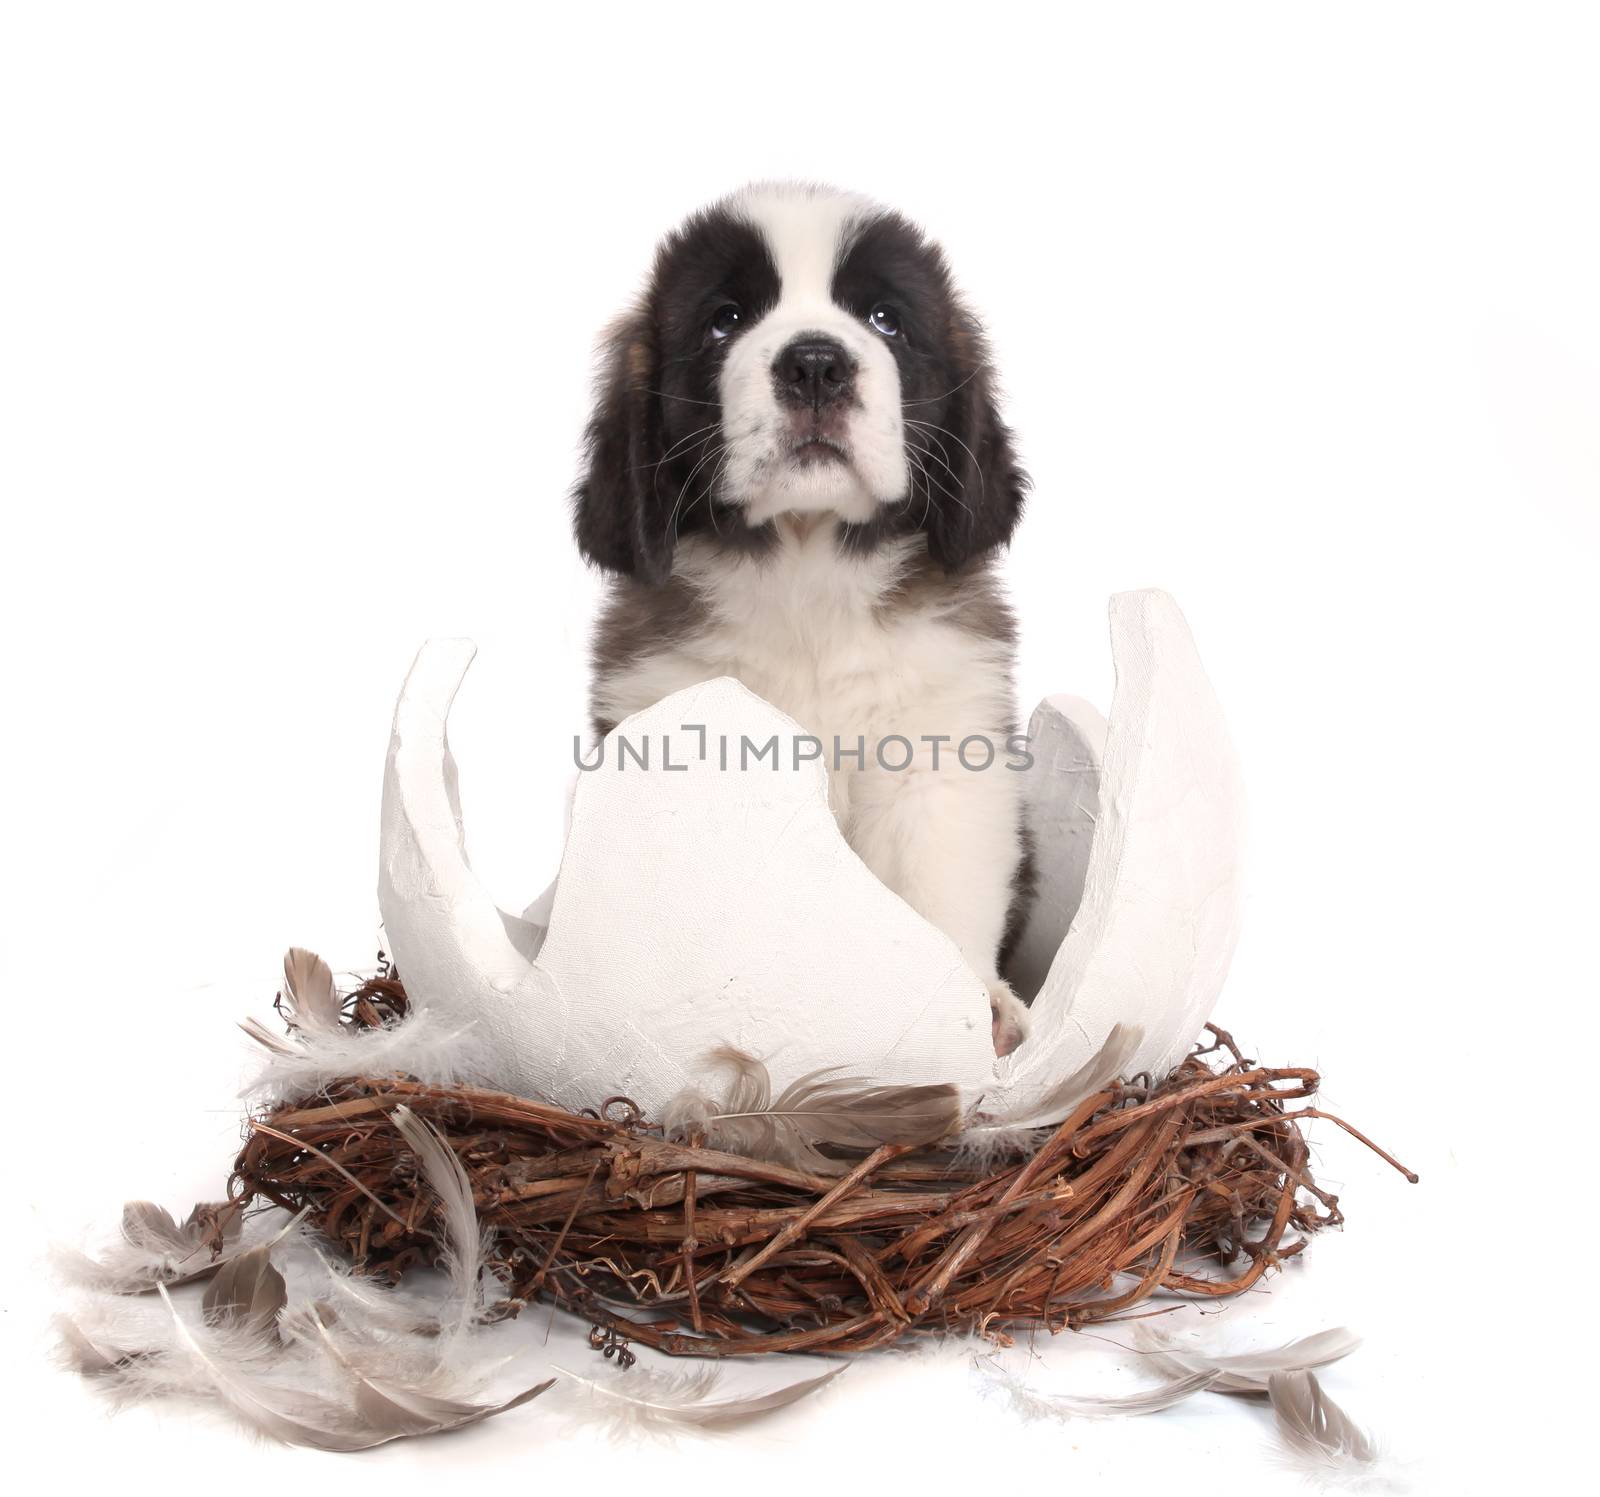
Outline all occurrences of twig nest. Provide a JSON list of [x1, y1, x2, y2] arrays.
[[233, 1031, 1351, 1356], [377, 589, 1244, 1123]]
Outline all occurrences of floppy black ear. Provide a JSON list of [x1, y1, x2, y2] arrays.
[[924, 331, 1029, 570], [571, 311, 673, 583]]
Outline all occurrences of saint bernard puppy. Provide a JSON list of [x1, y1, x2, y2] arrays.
[[573, 182, 1034, 1055]]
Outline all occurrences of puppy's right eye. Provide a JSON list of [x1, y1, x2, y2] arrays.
[[708, 303, 742, 341]]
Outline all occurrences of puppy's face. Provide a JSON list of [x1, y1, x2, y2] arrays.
[[574, 183, 1026, 582], [707, 190, 908, 527]]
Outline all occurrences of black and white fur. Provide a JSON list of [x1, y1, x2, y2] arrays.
[[573, 182, 1032, 1054]]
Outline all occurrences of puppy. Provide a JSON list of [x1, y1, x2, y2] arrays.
[[572, 182, 1033, 1055]]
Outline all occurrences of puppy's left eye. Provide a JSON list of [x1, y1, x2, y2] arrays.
[[868, 304, 901, 337]]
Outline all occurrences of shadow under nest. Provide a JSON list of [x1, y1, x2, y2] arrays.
[[233, 973, 1404, 1359]]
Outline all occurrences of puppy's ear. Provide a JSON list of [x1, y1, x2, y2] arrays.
[[924, 320, 1029, 570], [571, 310, 673, 583]]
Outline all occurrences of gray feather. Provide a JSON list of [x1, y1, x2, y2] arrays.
[[665, 1047, 960, 1169], [1135, 1325, 1362, 1394], [56, 1201, 245, 1293], [281, 947, 342, 1034], [202, 1247, 286, 1344], [239, 1016, 298, 1055], [56, 1202, 298, 1294], [122, 1200, 240, 1260], [63, 1206, 553, 1451], [242, 946, 494, 1105], [55, 1316, 135, 1375], [1269, 1370, 1378, 1469], [307, 1308, 554, 1438], [156, 1283, 391, 1451]]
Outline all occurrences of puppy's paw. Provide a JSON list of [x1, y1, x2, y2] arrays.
[[988, 979, 1030, 1057]]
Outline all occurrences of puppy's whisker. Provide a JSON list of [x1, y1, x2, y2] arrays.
[[644, 425, 720, 508], [901, 441, 938, 529], [905, 418, 987, 500], [647, 422, 721, 467], [905, 434, 973, 523], [688, 446, 736, 519], [669, 452, 723, 541], [705, 445, 736, 501], [904, 426, 955, 477], [900, 367, 984, 406], [667, 446, 711, 538], [638, 388, 722, 406], [908, 438, 934, 495], [903, 420, 958, 475], [690, 450, 738, 540], [905, 435, 967, 510], [669, 439, 730, 540], [905, 445, 968, 516], [679, 438, 728, 497], [651, 429, 719, 510]]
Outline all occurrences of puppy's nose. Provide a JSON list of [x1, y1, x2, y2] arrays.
[[774, 337, 855, 410]]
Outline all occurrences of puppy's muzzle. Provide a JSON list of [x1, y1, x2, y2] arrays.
[[773, 336, 857, 412]]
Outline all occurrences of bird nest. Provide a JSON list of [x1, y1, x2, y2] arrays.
[[232, 973, 1411, 1359]]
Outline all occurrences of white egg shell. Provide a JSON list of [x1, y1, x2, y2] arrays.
[[376, 588, 1244, 1123], [988, 590, 1247, 1118]]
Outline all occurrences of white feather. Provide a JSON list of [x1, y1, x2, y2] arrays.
[[389, 1104, 489, 1334], [303, 1241, 445, 1337], [557, 1363, 844, 1433], [241, 1007, 496, 1105], [982, 1359, 1219, 1420]]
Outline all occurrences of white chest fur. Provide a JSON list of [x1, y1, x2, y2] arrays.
[[591, 525, 1017, 824]]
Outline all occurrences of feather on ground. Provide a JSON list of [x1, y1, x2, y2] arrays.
[[59, 1192, 552, 1451], [556, 1363, 845, 1434], [1268, 1370, 1381, 1474], [1135, 1325, 1363, 1394], [984, 1360, 1220, 1419], [51, 1200, 290, 1294]]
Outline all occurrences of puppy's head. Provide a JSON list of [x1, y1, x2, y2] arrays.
[[573, 183, 1026, 582]]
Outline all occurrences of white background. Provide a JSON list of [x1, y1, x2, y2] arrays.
[[2, 3, 1595, 1491]]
